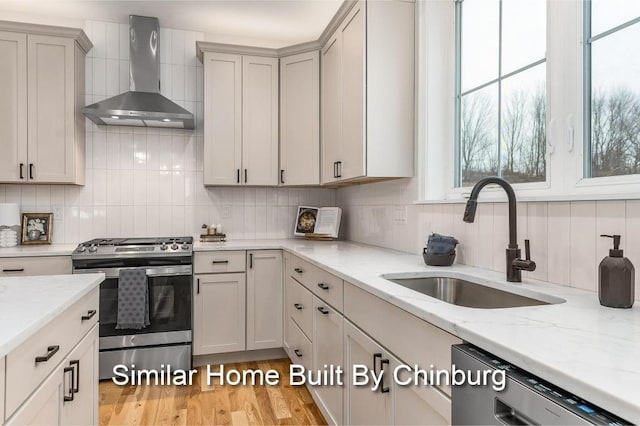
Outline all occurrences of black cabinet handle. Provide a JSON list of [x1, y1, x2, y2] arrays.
[[211, 260, 229, 264], [336, 161, 342, 178], [381, 359, 390, 393], [63, 365, 75, 402], [280, 169, 285, 184], [35, 345, 60, 363], [249, 253, 253, 269], [317, 306, 329, 315], [237, 169, 240, 183], [373, 353, 382, 376], [70, 360, 80, 393], [294, 349, 302, 358], [317, 283, 330, 291], [197, 278, 200, 294], [29, 163, 34, 180], [294, 268, 303, 274], [81, 310, 96, 321], [244, 169, 248, 183], [294, 303, 303, 310], [2, 268, 25, 273], [19, 163, 24, 179]]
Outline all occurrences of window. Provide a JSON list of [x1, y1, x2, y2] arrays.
[[585, 0, 640, 178], [454, 0, 547, 188]]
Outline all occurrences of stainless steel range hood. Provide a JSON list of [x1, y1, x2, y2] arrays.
[[83, 15, 195, 130]]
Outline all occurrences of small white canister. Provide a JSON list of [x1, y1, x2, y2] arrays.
[[0, 203, 20, 248]]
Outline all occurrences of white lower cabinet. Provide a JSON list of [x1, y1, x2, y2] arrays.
[[312, 297, 344, 425], [246, 250, 283, 350], [61, 325, 99, 425], [6, 324, 98, 426], [0, 356, 4, 422], [392, 354, 451, 426], [343, 320, 392, 425], [193, 272, 246, 355]]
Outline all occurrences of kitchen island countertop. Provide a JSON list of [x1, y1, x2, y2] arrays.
[[0, 273, 104, 358]]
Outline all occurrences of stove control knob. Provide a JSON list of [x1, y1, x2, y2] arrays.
[[160, 243, 168, 251], [181, 243, 189, 250], [171, 243, 179, 250], [77, 245, 86, 253], [88, 245, 98, 253]]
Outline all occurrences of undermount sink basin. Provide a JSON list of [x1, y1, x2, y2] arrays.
[[383, 275, 564, 309]]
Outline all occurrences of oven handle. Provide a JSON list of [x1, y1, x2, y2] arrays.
[[73, 265, 192, 279]]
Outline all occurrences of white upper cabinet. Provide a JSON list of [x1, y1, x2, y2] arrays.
[[280, 51, 320, 186], [321, 0, 415, 185], [0, 22, 91, 185], [0, 31, 27, 183], [201, 50, 278, 186], [203, 52, 242, 186], [242, 56, 279, 186], [321, 36, 342, 185]]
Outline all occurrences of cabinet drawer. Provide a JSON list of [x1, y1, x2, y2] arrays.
[[285, 317, 312, 373], [0, 256, 71, 277], [194, 251, 246, 274], [285, 275, 313, 340], [343, 281, 462, 397], [287, 255, 344, 311], [5, 287, 99, 417]]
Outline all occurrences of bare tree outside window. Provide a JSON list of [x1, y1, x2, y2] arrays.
[[588, 0, 640, 178]]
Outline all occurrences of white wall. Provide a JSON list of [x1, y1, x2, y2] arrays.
[[337, 178, 640, 301], [0, 20, 335, 244]]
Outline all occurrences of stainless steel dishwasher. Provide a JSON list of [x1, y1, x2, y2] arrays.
[[451, 344, 629, 425]]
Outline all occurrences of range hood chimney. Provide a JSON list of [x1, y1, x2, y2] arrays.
[[82, 15, 195, 129]]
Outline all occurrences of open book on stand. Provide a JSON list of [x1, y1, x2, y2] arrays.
[[294, 206, 342, 239]]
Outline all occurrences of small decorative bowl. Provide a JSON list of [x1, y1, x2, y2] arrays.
[[423, 248, 456, 266]]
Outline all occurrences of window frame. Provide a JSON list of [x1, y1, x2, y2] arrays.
[[418, 0, 640, 203]]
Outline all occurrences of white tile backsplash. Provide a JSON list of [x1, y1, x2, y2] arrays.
[[338, 178, 640, 300], [0, 19, 335, 244]]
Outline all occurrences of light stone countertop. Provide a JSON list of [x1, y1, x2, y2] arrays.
[[196, 239, 640, 422], [0, 244, 77, 257], [0, 273, 104, 358]]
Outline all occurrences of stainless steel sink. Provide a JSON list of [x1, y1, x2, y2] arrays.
[[385, 276, 560, 309]]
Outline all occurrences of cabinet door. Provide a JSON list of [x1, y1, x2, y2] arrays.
[[61, 324, 99, 426], [280, 51, 320, 186], [242, 55, 279, 186], [203, 52, 243, 185], [390, 353, 450, 425], [5, 363, 64, 426], [193, 273, 246, 354], [339, 2, 366, 181], [343, 320, 392, 425], [0, 356, 4, 422], [246, 250, 283, 350], [313, 297, 344, 425], [27, 35, 76, 183], [0, 31, 27, 183], [321, 34, 342, 184]]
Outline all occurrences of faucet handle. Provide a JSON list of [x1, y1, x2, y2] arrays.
[[512, 239, 536, 272]]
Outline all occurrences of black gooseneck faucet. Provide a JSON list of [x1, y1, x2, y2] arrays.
[[462, 177, 536, 282]]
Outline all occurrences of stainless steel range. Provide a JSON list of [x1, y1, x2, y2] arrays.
[[72, 237, 193, 380]]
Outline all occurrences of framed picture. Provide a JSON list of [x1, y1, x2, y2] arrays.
[[21, 213, 53, 245], [294, 206, 319, 236]]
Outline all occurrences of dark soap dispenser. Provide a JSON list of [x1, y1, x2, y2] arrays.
[[599, 234, 634, 308]]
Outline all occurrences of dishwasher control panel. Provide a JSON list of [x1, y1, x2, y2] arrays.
[[452, 345, 630, 425]]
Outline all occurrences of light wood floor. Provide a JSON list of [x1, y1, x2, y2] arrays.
[[99, 358, 327, 426]]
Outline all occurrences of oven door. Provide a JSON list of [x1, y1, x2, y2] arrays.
[[76, 265, 192, 347]]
